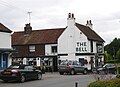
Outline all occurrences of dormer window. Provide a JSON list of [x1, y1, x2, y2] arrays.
[[29, 45, 35, 52]]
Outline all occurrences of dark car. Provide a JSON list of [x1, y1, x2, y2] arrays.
[[97, 63, 117, 74], [0, 65, 42, 82], [58, 60, 88, 75]]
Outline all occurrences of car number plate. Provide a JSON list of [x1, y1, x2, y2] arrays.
[[4, 72, 11, 74]]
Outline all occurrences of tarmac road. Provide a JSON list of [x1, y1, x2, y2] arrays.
[[0, 72, 95, 87]]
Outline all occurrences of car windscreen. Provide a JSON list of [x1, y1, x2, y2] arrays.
[[60, 61, 68, 65], [60, 60, 74, 65], [8, 65, 24, 69]]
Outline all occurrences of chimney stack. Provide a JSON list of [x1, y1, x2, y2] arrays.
[[67, 13, 75, 27], [86, 20, 93, 29], [24, 23, 32, 35]]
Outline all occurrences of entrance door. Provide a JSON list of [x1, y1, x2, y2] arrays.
[[53, 57, 58, 72], [3, 54, 8, 69]]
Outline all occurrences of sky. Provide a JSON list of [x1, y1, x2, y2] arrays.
[[0, 0, 120, 45]]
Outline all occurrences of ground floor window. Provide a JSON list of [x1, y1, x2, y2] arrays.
[[79, 58, 88, 66]]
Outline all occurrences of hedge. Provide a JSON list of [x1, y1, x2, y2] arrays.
[[34, 66, 53, 72], [87, 79, 120, 87], [105, 60, 120, 63]]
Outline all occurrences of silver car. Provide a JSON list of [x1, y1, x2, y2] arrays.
[[58, 60, 88, 75]]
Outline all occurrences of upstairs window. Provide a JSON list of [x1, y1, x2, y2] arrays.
[[29, 45, 35, 52], [90, 40, 93, 52], [51, 46, 57, 53]]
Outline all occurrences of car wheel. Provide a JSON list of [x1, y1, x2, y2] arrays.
[[20, 75, 25, 83], [83, 69, 87, 75], [59, 72, 64, 75], [37, 73, 42, 80], [70, 70, 75, 75]]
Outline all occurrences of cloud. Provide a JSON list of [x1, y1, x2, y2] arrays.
[[0, 0, 120, 44]]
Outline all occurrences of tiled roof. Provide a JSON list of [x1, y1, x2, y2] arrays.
[[12, 28, 65, 45], [75, 23, 104, 42], [0, 23, 12, 33], [12, 23, 104, 45]]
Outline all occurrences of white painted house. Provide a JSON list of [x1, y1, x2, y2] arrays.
[[0, 23, 12, 69], [12, 13, 104, 71], [58, 13, 104, 70]]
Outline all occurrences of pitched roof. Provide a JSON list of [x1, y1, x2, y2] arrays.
[[0, 23, 12, 33], [12, 23, 104, 45], [75, 23, 104, 42], [12, 28, 65, 45]]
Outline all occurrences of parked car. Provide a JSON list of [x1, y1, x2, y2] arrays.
[[0, 65, 42, 82], [58, 60, 88, 75], [96, 63, 117, 74]]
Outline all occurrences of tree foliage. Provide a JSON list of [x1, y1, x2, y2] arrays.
[[104, 51, 112, 61], [116, 48, 120, 61], [104, 38, 120, 60]]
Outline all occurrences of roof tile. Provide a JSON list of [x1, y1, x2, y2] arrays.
[[75, 23, 104, 42], [0, 23, 12, 33], [12, 28, 65, 45]]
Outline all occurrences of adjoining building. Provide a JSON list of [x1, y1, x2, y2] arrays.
[[12, 13, 105, 71], [0, 23, 13, 69]]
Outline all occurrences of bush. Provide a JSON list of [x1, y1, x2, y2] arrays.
[[34, 66, 53, 72], [116, 74, 120, 79], [88, 79, 120, 87], [45, 66, 53, 72], [105, 59, 120, 63], [34, 66, 46, 74]]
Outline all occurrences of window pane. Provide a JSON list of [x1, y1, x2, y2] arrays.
[[51, 46, 57, 53], [29, 45, 35, 52]]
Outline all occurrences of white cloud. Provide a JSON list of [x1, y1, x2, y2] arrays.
[[0, 0, 120, 44]]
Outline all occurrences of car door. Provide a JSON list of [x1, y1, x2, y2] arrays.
[[24, 66, 35, 79], [74, 62, 84, 73], [108, 64, 116, 74]]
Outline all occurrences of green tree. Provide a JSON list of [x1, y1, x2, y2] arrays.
[[104, 38, 120, 59], [116, 48, 120, 61], [104, 51, 112, 62]]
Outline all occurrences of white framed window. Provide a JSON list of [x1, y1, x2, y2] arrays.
[[29, 45, 35, 52], [51, 46, 57, 53]]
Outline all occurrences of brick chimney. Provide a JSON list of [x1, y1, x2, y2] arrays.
[[86, 20, 93, 29], [24, 23, 32, 35], [67, 13, 75, 27]]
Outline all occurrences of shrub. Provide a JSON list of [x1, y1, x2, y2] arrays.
[[116, 74, 120, 79], [88, 79, 120, 87], [33, 66, 53, 72], [105, 59, 119, 63], [45, 66, 53, 72]]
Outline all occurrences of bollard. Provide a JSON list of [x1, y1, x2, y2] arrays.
[[75, 81, 78, 87]]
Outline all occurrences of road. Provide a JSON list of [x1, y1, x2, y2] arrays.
[[0, 72, 95, 87]]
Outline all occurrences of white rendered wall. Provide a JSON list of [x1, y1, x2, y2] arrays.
[[58, 26, 89, 60], [0, 32, 11, 48], [58, 23, 76, 60], [93, 41, 97, 53], [74, 27, 88, 53], [45, 44, 57, 55]]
